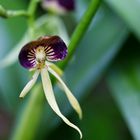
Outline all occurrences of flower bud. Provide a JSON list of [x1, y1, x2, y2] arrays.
[[42, 0, 75, 15]]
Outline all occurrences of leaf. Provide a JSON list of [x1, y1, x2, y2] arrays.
[[104, 0, 140, 39], [106, 41, 140, 140]]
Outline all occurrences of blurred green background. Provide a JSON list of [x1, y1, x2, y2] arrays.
[[0, 0, 140, 140]]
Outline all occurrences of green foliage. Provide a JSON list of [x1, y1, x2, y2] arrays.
[[104, 0, 140, 39], [107, 37, 140, 140], [0, 0, 140, 140]]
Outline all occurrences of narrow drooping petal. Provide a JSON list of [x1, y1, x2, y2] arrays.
[[48, 67, 82, 119], [41, 68, 82, 139], [18, 36, 67, 69], [19, 70, 40, 98]]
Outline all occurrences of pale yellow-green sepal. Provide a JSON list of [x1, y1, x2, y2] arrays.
[[48, 67, 82, 119], [46, 62, 63, 76], [19, 70, 40, 98], [41, 68, 82, 139]]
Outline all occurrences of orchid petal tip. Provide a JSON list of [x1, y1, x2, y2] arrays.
[[79, 112, 82, 120], [19, 95, 24, 98]]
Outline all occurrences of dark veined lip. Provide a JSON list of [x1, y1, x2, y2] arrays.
[[43, 0, 75, 12], [57, 0, 75, 11], [18, 36, 68, 69]]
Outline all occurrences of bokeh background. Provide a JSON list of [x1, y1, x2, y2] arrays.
[[0, 0, 140, 140]]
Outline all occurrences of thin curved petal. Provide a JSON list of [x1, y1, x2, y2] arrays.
[[48, 67, 82, 119], [41, 68, 82, 139], [19, 70, 40, 98]]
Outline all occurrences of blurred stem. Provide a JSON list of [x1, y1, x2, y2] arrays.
[[0, 0, 39, 38], [59, 0, 101, 68], [11, 84, 45, 140], [0, 5, 29, 18], [27, 0, 39, 38]]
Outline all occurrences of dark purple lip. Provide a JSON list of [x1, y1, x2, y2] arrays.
[[18, 36, 68, 69], [44, 0, 75, 11]]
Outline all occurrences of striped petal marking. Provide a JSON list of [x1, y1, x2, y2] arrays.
[[18, 36, 67, 69]]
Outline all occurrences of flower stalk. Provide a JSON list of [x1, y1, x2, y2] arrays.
[[0, 0, 39, 19], [27, 0, 40, 37], [11, 84, 45, 140], [0, 0, 39, 38], [0, 5, 28, 18], [59, 0, 101, 68]]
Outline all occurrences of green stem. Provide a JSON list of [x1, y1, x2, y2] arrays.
[[0, 0, 39, 31], [0, 5, 28, 18], [11, 84, 45, 140], [28, 0, 39, 15], [27, 0, 39, 38], [59, 0, 101, 68]]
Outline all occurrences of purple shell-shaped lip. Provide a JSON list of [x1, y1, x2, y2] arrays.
[[45, 0, 75, 11], [18, 36, 68, 69], [58, 0, 75, 11]]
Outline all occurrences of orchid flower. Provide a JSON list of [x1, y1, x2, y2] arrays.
[[42, 0, 75, 14], [18, 36, 82, 139]]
